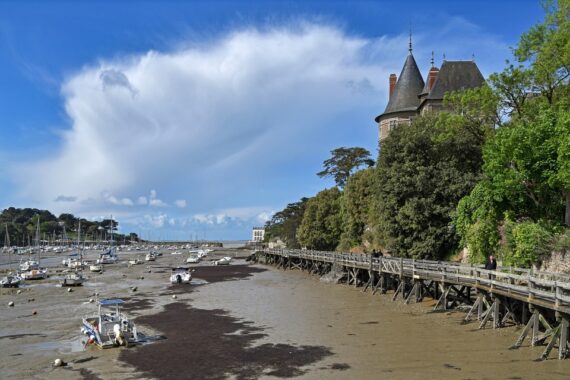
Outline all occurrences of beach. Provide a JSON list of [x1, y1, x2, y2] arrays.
[[2, 248, 570, 379]]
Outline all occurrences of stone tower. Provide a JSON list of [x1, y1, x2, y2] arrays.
[[375, 37, 424, 142]]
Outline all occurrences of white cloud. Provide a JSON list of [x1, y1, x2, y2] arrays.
[[102, 191, 134, 206], [175, 199, 187, 208], [148, 189, 168, 207], [13, 23, 388, 211], [10, 20, 508, 236]]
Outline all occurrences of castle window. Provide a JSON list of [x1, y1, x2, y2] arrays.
[[389, 120, 398, 131]]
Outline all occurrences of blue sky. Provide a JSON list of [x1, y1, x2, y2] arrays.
[[0, 1, 544, 240]]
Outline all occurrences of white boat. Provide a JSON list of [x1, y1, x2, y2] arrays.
[[145, 252, 157, 261], [81, 299, 139, 348], [19, 259, 39, 271], [62, 271, 86, 286], [90, 264, 103, 273], [1, 274, 21, 288], [19, 218, 48, 280], [214, 256, 232, 266], [128, 257, 143, 265], [186, 254, 201, 263], [170, 266, 192, 284], [20, 268, 48, 280], [97, 248, 118, 264]]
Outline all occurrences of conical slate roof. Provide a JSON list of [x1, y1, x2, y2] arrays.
[[383, 53, 425, 115]]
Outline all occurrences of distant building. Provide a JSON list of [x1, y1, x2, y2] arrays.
[[375, 37, 485, 143], [251, 227, 265, 243]]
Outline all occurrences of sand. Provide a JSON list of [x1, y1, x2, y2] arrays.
[[2, 248, 570, 379]]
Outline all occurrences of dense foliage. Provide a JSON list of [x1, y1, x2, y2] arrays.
[[297, 188, 342, 250], [370, 115, 485, 259], [0, 207, 137, 246], [263, 198, 309, 248], [455, 0, 570, 266]]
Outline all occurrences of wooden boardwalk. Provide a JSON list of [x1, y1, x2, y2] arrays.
[[255, 248, 570, 360]]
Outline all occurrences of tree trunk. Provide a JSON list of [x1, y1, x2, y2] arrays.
[[565, 191, 570, 227]]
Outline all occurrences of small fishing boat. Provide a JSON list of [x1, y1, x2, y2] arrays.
[[0, 274, 21, 288], [20, 268, 48, 280], [128, 257, 143, 265], [19, 259, 39, 271], [145, 252, 157, 262], [81, 299, 139, 348], [62, 271, 86, 286], [170, 266, 192, 284], [186, 254, 201, 263], [90, 264, 103, 273], [214, 256, 232, 266]]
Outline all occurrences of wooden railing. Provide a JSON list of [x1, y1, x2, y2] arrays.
[[261, 248, 570, 310]]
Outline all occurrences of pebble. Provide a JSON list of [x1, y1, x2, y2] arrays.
[[16, 289, 22, 294], [27, 298, 35, 302], [131, 286, 137, 292], [89, 298, 94, 303], [32, 310, 37, 315], [140, 276, 144, 280], [8, 301, 14, 307], [53, 358, 65, 367], [172, 295, 177, 299], [67, 288, 73, 293]]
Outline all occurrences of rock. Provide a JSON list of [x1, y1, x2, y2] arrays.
[[67, 288, 73, 293], [27, 298, 35, 302], [147, 270, 152, 273], [89, 298, 94, 303], [131, 286, 137, 292], [8, 301, 14, 307], [16, 289, 22, 294], [32, 310, 37, 315], [172, 295, 177, 299], [53, 358, 66, 367]]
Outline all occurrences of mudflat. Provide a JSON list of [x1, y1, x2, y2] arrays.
[[1, 248, 570, 379]]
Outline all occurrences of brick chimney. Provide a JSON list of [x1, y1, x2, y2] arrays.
[[427, 67, 439, 92], [389, 74, 397, 97]]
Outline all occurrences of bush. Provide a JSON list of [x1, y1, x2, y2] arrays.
[[502, 221, 553, 267]]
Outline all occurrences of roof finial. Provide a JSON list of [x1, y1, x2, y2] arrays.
[[408, 26, 413, 53], [431, 51, 434, 67], [443, 52, 446, 62], [472, 53, 475, 62]]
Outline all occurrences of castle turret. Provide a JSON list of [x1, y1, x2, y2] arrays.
[[375, 37, 425, 142]]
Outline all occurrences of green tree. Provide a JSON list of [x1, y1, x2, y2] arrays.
[[317, 147, 374, 188], [371, 114, 484, 260], [338, 167, 375, 251], [297, 188, 343, 250], [264, 198, 309, 248]]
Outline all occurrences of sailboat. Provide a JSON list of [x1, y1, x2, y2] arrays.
[[19, 217, 48, 280], [1, 224, 21, 288], [62, 221, 86, 286], [96, 216, 118, 264]]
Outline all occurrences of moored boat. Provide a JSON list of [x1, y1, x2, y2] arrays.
[[62, 271, 86, 286], [170, 266, 192, 284], [1, 274, 21, 288], [81, 299, 139, 348], [214, 256, 232, 266]]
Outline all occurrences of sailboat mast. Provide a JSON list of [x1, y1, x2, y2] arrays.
[[35, 216, 41, 266], [4, 223, 11, 272]]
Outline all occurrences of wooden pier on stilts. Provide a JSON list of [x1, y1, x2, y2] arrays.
[[254, 248, 570, 361]]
